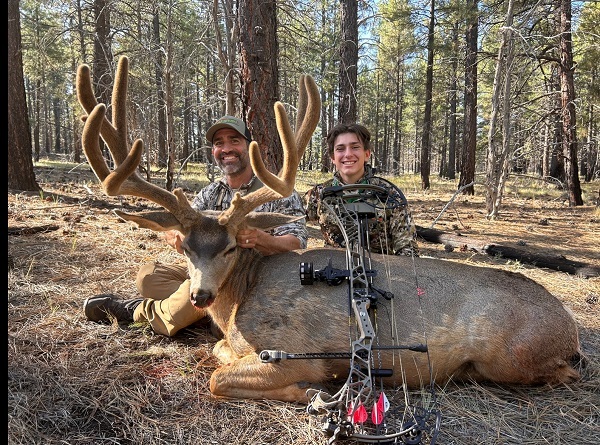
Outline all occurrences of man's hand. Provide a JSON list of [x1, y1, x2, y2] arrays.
[[164, 230, 184, 254], [237, 228, 259, 250], [237, 228, 301, 256]]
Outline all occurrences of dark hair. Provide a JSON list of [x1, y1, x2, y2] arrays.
[[326, 123, 372, 157]]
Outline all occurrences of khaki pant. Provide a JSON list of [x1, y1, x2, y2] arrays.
[[133, 262, 208, 336]]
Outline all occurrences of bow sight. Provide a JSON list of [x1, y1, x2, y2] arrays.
[[261, 183, 441, 444]]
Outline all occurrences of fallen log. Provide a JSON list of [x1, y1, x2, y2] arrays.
[[8, 224, 60, 236], [416, 225, 599, 278]]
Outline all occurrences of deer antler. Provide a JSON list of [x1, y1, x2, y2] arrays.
[[78, 56, 320, 232], [218, 75, 321, 228], [77, 56, 197, 227]]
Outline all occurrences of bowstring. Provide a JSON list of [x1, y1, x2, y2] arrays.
[[367, 185, 440, 430]]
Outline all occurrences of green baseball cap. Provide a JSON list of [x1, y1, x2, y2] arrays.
[[206, 116, 252, 143]]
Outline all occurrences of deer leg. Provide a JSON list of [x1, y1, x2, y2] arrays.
[[209, 353, 329, 403], [212, 339, 241, 364]]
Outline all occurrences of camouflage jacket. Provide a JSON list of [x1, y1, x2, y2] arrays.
[[304, 166, 418, 255], [191, 175, 308, 249]]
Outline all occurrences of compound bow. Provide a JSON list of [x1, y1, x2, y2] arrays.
[[260, 182, 441, 444]]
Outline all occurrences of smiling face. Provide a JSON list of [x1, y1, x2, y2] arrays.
[[211, 128, 252, 181], [331, 131, 371, 184]]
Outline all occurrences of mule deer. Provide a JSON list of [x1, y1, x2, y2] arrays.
[[77, 56, 581, 404]]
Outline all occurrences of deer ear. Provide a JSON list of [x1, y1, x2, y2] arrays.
[[245, 211, 305, 231]]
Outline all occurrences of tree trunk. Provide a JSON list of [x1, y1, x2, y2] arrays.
[[182, 85, 190, 171], [92, 0, 113, 163], [71, 0, 85, 165], [8, 0, 40, 192], [318, 8, 329, 174], [153, 8, 167, 168], [420, 0, 435, 190], [447, 21, 459, 180], [485, 0, 515, 218], [549, 66, 565, 181], [92, 0, 113, 112], [238, 0, 281, 173], [213, 0, 238, 116], [338, 0, 358, 124], [558, 0, 583, 205], [459, 0, 478, 196], [52, 98, 62, 154], [392, 56, 405, 175], [319, 77, 329, 173], [32, 78, 40, 162], [583, 100, 598, 182], [164, 0, 176, 191]]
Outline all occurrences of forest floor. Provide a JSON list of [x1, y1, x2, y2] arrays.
[[8, 164, 600, 445]]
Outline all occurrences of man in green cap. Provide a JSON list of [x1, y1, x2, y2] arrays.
[[83, 116, 308, 336]]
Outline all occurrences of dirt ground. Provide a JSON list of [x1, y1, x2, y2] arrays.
[[8, 165, 600, 445]]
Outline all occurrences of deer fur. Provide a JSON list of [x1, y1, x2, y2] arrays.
[[77, 56, 581, 404]]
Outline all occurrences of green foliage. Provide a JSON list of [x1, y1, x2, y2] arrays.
[[18, 0, 599, 183]]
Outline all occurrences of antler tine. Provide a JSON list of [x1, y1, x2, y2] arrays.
[[294, 75, 321, 161], [77, 61, 125, 165], [77, 56, 197, 226], [218, 75, 321, 228]]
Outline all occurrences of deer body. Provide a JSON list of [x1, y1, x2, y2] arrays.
[[77, 56, 580, 405], [191, 245, 580, 402]]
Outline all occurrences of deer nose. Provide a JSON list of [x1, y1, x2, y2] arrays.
[[190, 290, 214, 308]]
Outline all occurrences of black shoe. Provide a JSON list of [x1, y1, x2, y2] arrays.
[[84, 294, 143, 323]]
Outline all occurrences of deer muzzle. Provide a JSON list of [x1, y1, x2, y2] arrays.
[[190, 290, 214, 309]]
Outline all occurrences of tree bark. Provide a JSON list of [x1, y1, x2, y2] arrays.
[[164, 0, 176, 191], [8, 225, 59, 236], [558, 0, 583, 206], [485, 0, 515, 218], [92, 0, 113, 111], [549, 73, 564, 180], [92, 0, 113, 163], [338, 0, 358, 124], [8, 0, 40, 192], [152, 8, 167, 168], [420, 0, 435, 190], [238, 0, 281, 173], [459, 0, 478, 196], [213, 0, 239, 116], [447, 21, 459, 180]]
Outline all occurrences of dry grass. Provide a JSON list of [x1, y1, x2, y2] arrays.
[[8, 164, 600, 445]]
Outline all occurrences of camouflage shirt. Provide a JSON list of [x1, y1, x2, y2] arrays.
[[304, 166, 418, 256], [191, 175, 308, 249]]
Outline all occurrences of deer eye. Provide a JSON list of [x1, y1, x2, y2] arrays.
[[223, 245, 237, 257]]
